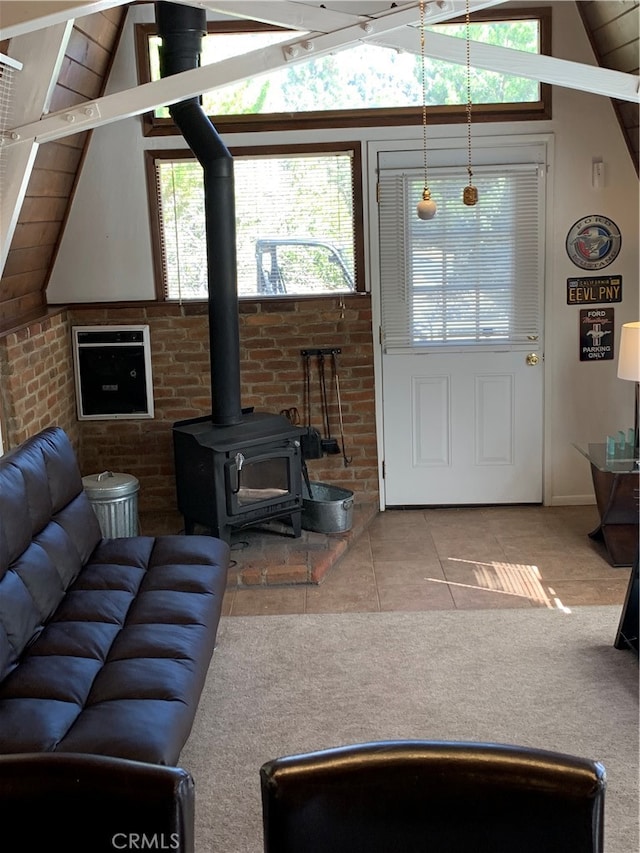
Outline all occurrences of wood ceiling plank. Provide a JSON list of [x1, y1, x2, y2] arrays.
[[0, 269, 46, 299], [55, 131, 90, 150], [11, 222, 61, 250], [580, 1, 639, 31], [618, 99, 640, 128], [602, 40, 640, 73], [34, 140, 84, 173], [101, 5, 127, 25], [3, 244, 56, 278], [591, 15, 639, 56], [57, 56, 103, 98], [65, 24, 112, 73], [18, 196, 70, 223], [0, 292, 46, 325], [74, 8, 122, 49], [48, 86, 90, 112], [26, 169, 77, 198]]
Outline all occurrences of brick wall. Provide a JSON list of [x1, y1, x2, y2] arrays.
[[0, 311, 78, 451], [69, 294, 379, 517]]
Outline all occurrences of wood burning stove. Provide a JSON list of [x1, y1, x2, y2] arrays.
[[157, 2, 305, 543], [173, 412, 304, 543]]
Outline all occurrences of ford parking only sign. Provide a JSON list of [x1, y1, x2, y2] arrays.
[[579, 308, 614, 361]]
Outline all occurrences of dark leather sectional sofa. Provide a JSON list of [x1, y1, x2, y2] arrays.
[[0, 426, 230, 851]]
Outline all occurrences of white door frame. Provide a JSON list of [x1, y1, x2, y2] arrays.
[[366, 131, 556, 510]]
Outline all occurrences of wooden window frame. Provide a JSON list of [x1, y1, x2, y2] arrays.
[[145, 141, 366, 302], [135, 8, 552, 137]]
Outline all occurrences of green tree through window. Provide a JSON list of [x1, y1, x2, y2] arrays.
[[147, 16, 541, 119], [153, 149, 359, 300]]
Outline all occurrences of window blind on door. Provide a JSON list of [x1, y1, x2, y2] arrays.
[[379, 164, 544, 351]]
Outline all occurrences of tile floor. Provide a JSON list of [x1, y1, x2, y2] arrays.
[[221, 505, 633, 618]]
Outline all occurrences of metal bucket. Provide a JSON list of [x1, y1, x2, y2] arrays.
[[82, 470, 139, 538], [302, 481, 354, 533]]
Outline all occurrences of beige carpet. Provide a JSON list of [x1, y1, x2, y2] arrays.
[[180, 606, 638, 853]]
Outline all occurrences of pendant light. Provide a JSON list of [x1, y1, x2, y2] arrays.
[[462, 0, 478, 206], [416, 0, 436, 220]]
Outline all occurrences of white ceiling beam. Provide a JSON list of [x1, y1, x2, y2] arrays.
[[207, 0, 507, 33], [0, 20, 74, 276], [0, 53, 23, 71], [192, 0, 363, 33], [1, 0, 504, 146], [4, 0, 638, 153], [0, 0, 127, 40], [370, 27, 640, 104]]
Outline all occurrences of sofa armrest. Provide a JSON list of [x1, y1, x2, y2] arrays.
[[0, 753, 195, 852]]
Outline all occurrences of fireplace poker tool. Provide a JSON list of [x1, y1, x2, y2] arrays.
[[332, 351, 352, 467], [318, 352, 340, 455], [300, 348, 343, 459], [300, 353, 323, 460]]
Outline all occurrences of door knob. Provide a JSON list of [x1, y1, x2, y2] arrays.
[[526, 352, 540, 366]]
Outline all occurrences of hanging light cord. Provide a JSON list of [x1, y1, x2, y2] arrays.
[[463, 0, 478, 206], [416, 0, 436, 219], [420, 0, 428, 193], [466, 1, 472, 185]]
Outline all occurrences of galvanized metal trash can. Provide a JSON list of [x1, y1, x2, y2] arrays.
[[301, 481, 354, 533], [82, 470, 140, 538]]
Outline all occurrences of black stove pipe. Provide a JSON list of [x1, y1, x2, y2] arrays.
[[156, 2, 243, 426]]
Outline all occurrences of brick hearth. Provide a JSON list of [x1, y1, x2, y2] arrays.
[[140, 497, 378, 587]]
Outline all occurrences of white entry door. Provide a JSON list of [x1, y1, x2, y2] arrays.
[[377, 144, 546, 506], [382, 349, 543, 505]]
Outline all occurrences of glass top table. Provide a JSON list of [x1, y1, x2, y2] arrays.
[[573, 443, 639, 567], [573, 443, 640, 474]]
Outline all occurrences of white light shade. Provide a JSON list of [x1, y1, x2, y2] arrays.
[[416, 198, 437, 220], [618, 321, 640, 382]]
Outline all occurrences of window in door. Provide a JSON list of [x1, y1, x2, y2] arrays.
[[378, 164, 544, 351]]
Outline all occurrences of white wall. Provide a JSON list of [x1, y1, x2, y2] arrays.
[[537, 1, 638, 503], [47, 1, 639, 505]]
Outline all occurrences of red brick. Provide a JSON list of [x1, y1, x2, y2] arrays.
[[3, 300, 378, 517]]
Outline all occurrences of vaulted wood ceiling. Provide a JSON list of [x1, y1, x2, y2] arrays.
[[577, 1, 639, 168], [0, 0, 638, 332], [0, 5, 126, 327]]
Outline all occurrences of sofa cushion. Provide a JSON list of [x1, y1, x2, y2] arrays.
[[0, 534, 229, 764], [0, 428, 102, 681], [0, 427, 230, 766]]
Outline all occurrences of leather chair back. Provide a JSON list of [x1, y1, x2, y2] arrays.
[[0, 753, 195, 852], [261, 740, 605, 853]]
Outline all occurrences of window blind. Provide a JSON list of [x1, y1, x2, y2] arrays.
[[233, 152, 355, 296], [156, 151, 356, 299], [379, 164, 544, 351]]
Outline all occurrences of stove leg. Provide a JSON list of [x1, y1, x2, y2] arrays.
[[290, 510, 302, 538], [219, 524, 232, 545]]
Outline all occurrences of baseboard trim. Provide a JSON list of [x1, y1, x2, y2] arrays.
[[549, 495, 596, 506]]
